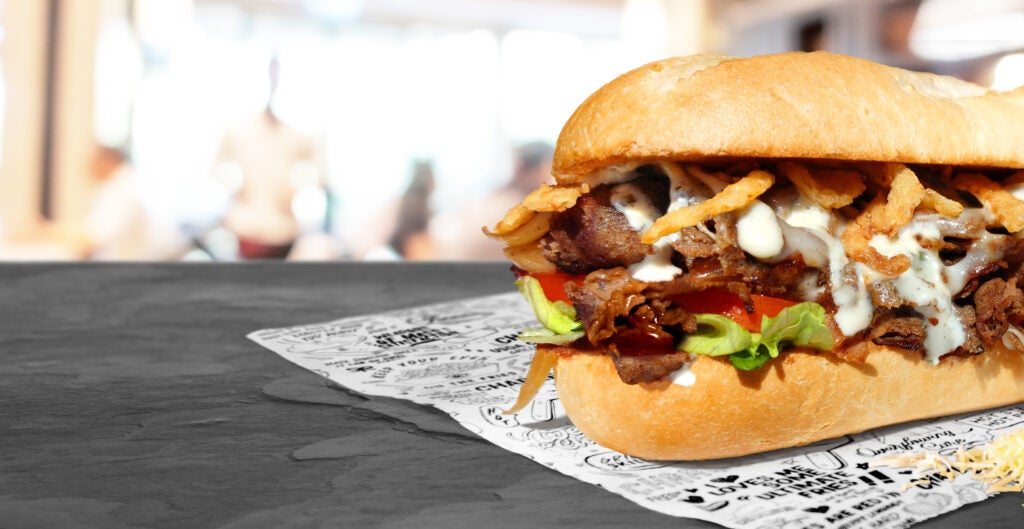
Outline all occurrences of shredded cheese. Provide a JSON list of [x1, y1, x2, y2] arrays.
[[872, 430, 1024, 496]]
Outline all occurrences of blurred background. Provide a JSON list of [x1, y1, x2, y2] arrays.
[[0, 0, 1022, 262]]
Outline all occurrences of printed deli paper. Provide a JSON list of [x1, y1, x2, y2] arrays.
[[249, 292, 1020, 529]]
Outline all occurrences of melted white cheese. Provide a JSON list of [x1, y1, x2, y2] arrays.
[[736, 200, 785, 259], [870, 222, 964, 363], [630, 235, 681, 282], [777, 198, 873, 336], [608, 174, 687, 282], [775, 196, 831, 267], [830, 241, 874, 336], [866, 217, 1016, 363], [583, 163, 643, 187], [684, 164, 729, 194], [617, 163, 720, 282], [660, 162, 713, 211], [669, 358, 696, 387], [777, 221, 830, 267], [947, 230, 1007, 294], [785, 195, 832, 233], [610, 183, 660, 233]]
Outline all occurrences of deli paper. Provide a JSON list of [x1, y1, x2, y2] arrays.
[[248, 292, 1022, 529]]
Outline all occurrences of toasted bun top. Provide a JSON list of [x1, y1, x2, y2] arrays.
[[552, 52, 1024, 183]]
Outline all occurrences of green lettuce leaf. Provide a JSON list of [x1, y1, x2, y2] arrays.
[[517, 327, 585, 345], [757, 302, 834, 358], [680, 314, 752, 356], [516, 276, 583, 343], [728, 349, 772, 371], [680, 301, 833, 371]]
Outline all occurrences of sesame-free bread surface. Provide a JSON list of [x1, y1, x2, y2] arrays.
[[551, 343, 1024, 460], [552, 52, 1024, 182]]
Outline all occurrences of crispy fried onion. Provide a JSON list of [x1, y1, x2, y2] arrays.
[[484, 183, 589, 241], [779, 162, 865, 209], [863, 162, 904, 188], [921, 189, 964, 218], [871, 164, 926, 236], [841, 196, 912, 275], [503, 346, 559, 415], [503, 241, 557, 273], [642, 170, 774, 244], [838, 164, 981, 275], [523, 184, 587, 211], [490, 211, 552, 247], [954, 172, 1024, 233]]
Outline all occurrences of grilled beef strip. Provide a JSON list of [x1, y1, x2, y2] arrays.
[[613, 353, 691, 384], [542, 172, 668, 274], [540, 172, 1024, 383], [974, 277, 1024, 343]]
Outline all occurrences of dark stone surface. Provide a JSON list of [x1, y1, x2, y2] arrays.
[[0, 262, 1018, 528]]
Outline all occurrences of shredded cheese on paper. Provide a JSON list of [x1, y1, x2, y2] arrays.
[[872, 430, 1024, 497]]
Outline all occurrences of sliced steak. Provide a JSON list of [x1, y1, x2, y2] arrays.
[[973, 277, 1024, 344], [956, 304, 984, 355], [869, 310, 925, 352], [672, 226, 718, 258], [613, 353, 690, 384], [567, 267, 649, 344], [543, 175, 667, 274]]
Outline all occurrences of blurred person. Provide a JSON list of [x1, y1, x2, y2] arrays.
[[214, 56, 324, 260], [364, 160, 437, 260], [430, 141, 554, 260], [65, 144, 189, 260], [798, 17, 828, 52]]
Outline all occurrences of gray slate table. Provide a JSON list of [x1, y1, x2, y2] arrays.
[[0, 262, 1019, 528]]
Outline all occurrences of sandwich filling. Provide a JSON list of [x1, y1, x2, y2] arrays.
[[492, 160, 1024, 386]]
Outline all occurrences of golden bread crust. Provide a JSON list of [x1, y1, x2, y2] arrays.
[[552, 344, 1024, 460], [552, 52, 1024, 182]]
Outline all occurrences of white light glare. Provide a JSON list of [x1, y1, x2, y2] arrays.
[[991, 53, 1024, 91], [909, 0, 1024, 61]]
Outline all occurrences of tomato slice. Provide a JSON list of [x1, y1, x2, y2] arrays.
[[528, 272, 583, 304], [750, 294, 799, 321], [672, 289, 797, 332]]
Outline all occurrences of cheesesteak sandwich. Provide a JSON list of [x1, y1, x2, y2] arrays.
[[486, 51, 1024, 460]]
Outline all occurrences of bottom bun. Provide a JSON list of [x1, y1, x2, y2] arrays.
[[551, 343, 1024, 460]]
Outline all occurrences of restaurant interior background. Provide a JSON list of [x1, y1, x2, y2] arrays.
[[0, 0, 1022, 262]]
